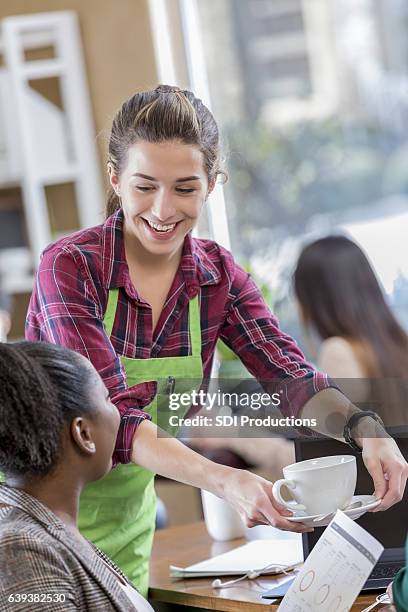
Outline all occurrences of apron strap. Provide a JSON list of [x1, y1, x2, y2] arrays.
[[103, 288, 119, 337], [189, 294, 201, 357], [104, 288, 201, 358]]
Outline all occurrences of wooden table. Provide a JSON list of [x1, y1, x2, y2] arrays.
[[148, 521, 383, 611]]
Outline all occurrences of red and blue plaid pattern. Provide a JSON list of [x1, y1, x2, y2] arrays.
[[26, 210, 332, 465]]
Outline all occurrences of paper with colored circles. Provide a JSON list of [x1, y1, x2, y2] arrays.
[[279, 510, 384, 612]]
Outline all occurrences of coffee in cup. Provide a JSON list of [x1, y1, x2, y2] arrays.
[[272, 455, 357, 516]]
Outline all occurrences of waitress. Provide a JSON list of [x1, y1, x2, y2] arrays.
[[26, 84, 407, 596]]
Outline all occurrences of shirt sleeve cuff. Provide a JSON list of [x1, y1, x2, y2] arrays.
[[112, 409, 152, 466]]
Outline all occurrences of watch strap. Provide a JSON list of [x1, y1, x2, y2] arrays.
[[343, 410, 384, 452]]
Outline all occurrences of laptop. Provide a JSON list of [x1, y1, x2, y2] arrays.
[[263, 429, 407, 599], [295, 429, 407, 591]]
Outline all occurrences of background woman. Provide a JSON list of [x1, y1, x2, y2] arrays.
[[294, 235, 408, 426], [0, 341, 153, 611], [26, 85, 408, 595]]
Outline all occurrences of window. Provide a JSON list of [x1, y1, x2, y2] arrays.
[[190, 0, 408, 342]]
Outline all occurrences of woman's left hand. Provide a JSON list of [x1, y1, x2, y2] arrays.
[[361, 437, 408, 511]]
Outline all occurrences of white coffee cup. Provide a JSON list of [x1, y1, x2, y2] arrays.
[[201, 489, 245, 541], [272, 455, 357, 516]]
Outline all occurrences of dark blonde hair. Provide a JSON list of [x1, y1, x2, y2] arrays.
[[294, 235, 408, 378], [106, 84, 224, 218]]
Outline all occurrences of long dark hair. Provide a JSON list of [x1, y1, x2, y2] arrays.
[[0, 341, 96, 478], [293, 235, 408, 378], [106, 84, 225, 218]]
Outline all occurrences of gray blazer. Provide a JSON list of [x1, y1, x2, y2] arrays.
[[0, 484, 142, 611]]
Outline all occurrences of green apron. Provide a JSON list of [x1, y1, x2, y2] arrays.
[[78, 289, 203, 597]]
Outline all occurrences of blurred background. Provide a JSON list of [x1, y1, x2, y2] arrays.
[[0, 0, 408, 525], [197, 0, 408, 347]]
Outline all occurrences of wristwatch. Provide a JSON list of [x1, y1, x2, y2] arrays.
[[343, 410, 384, 452]]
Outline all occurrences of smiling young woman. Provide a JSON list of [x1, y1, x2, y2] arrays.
[[108, 138, 214, 330], [112, 141, 210, 252], [25, 84, 408, 596]]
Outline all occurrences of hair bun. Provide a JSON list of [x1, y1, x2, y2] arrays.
[[155, 84, 182, 94]]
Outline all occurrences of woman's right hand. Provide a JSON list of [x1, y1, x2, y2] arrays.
[[131, 421, 311, 533], [217, 467, 313, 533]]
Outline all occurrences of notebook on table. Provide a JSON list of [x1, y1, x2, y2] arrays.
[[170, 539, 302, 578]]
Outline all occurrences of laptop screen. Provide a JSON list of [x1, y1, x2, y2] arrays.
[[294, 432, 408, 564]]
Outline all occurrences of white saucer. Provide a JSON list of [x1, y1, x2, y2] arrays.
[[287, 495, 381, 528]]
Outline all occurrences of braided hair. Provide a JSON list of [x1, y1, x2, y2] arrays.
[[0, 341, 96, 478]]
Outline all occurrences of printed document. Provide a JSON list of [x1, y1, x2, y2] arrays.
[[279, 510, 384, 611]]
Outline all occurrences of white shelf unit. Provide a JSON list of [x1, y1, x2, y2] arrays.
[[0, 11, 104, 304]]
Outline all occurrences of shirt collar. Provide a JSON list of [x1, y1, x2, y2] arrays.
[[101, 209, 221, 293], [0, 484, 137, 605], [181, 232, 221, 296], [101, 209, 129, 290], [0, 483, 64, 531]]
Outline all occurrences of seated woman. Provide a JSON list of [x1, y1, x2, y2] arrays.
[[0, 341, 153, 611], [294, 235, 408, 427]]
